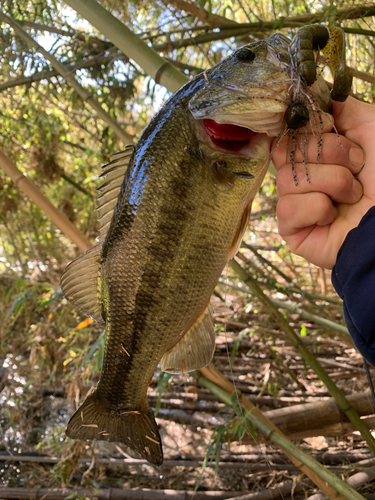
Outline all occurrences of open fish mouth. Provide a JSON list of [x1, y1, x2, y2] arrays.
[[196, 109, 287, 157], [203, 119, 258, 153]]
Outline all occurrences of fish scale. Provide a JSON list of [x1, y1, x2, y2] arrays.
[[61, 27, 350, 465]]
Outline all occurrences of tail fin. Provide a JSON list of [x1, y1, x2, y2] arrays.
[[66, 390, 163, 465]]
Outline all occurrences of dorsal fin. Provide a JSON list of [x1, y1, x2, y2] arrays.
[[61, 241, 104, 323], [61, 146, 134, 322], [96, 145, 134, 239]]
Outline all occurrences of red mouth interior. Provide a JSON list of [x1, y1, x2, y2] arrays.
[[203, 119, 257, 152]]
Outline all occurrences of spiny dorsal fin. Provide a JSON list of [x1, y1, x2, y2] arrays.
[[61, 146, 134, 322], [161, 307, 215, 374], [96, 145, 134, 239], [61, 241, 104, 323]]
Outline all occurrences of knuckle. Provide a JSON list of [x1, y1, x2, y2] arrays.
[[334, 167, 351, 194], [276, 196, 295, 221], [276, 165, 294, 192]]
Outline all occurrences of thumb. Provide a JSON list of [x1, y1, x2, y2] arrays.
[[333, 96, 375, 137]]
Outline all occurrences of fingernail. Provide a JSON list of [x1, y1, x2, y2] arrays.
[[353, 178, 363, 200], [349, 147, 365, 169]]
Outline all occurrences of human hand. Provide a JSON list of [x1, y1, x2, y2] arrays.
[[273, 96, 375, 270]]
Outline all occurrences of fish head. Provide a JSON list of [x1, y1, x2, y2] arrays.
[[189, 35, 292, 163]]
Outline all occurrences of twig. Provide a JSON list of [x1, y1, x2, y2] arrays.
[[0, 52, 127, 91], [219, 278, 351, 339], [0, 12, 133, 145], [230, 258, 375, 453]]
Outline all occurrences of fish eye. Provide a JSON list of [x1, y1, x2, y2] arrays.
[[236, 49, 256, 62]]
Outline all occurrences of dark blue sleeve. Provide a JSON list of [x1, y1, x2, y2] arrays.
[[331, 206, 375, 367]]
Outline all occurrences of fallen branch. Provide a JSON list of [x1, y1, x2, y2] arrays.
[[226, 480, 307, 500], [197, 364, 357, 500], [307, 465, 375, 500], [0, 488, 248, 500], [0, 452, 350, 472], [263, 390, 375, 437]]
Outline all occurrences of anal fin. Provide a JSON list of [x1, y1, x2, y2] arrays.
[[161, 307, 215, 374]]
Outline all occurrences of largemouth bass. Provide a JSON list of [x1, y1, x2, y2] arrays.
[[61, 27, 350, 466]]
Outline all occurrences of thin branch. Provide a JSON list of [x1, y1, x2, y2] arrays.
[[18, 20, 76, 36], [152, 24, 375, 52], [220, 279, 351, 339], [0, 12, 133, 145], [61, 172, 92, 197], [152, 26, 264, 51], [166, 1, 375, 25], [0, 52, 127, 91], [161, 0, 238, 27], [19, 19, 113, 50]]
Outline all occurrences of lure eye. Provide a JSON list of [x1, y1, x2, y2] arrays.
[[236, 49, 256, 62]]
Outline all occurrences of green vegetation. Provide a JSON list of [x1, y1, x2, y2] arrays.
[[1, 0, 375, 496]]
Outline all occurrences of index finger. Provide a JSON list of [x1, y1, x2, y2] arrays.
[[272, 131, 365, 175]]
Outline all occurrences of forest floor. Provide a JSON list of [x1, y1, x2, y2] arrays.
[[1, 198, 375, 499]]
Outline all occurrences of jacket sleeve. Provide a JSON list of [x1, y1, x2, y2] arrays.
[[331, 206, 375, 367]]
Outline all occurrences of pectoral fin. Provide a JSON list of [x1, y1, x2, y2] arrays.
[[227, 202, 252, 260], [161, 307, 215, 374]]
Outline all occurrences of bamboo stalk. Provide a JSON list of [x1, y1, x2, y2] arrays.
[[230, 258, 375, 454], [0, 12, 133, 145], [195, 367, 365, 500], [307, 465, 375, 500], [0, 150, 91, 253], [63, 0, 189, 92], [198, 365, 349, 500]]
